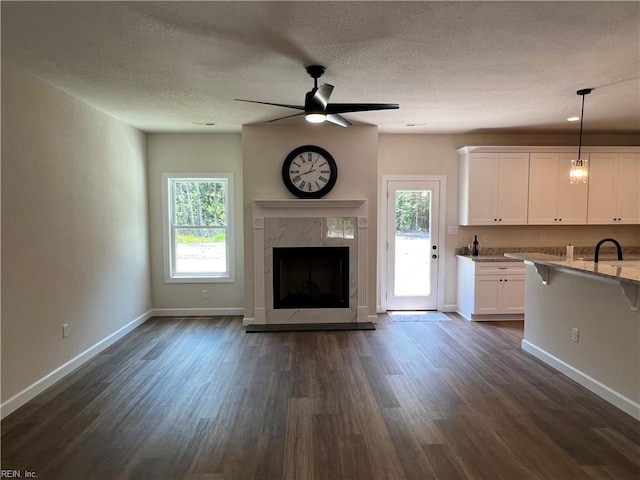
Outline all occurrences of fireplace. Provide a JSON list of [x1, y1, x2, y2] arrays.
[[247, 199, 371, 326], [273, 247, 349, 309]]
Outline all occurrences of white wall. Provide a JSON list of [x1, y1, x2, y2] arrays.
[[378, 133, 640, 308], [146, 134, 244, 312], [242, 124, 378, 319], [1, 65, 151, 411]]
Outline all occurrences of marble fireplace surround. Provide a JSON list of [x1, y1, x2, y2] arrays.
[[247, 199, 369, 325]]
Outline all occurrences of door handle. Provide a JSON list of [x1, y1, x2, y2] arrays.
[[432, 254, 438, 259]]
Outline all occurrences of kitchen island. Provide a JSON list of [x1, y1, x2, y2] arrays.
[[504, 252, 639, 419]]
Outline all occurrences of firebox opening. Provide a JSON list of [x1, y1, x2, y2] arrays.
[[273, 246, 349, 309]]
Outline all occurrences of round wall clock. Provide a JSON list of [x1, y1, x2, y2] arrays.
[[282, 145, 338, 199]]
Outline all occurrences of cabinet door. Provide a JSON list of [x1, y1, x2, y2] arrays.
[[528, 153, 560, 224], [497, 153, 529, 224], [474, 275, 501, 314], [556, 153, 588, 224], [616, 153, 640, 224], [587, 154, 617, 224], [529, 153, 588, 224], [467, 154, 500, 224], [501, 277, 525, 314]]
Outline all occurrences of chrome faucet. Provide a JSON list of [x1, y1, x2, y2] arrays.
[[594, 238, 623, 263]]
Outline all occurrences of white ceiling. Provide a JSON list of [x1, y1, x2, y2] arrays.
[[2, 1, 639, 135]]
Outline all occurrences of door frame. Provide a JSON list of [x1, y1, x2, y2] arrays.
[[378, 175, 447, 312]]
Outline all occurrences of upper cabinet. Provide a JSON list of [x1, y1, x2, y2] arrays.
[[528, 153, 588, 225], [587, 153, 640, 224], [459, 151, 529, 225], [458, 146, 639, 226]]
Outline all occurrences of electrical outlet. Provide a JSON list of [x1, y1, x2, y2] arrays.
[[63, 323, 70, 338], [482, 235, 489, 243], [540, 234, 546, 242], [571, 327, 579, 343], [201, 289, 208, 299]]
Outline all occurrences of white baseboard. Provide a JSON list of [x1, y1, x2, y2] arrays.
[[1, 310, 153, 420], [151, 307, 244, 317], [242, 317, 255, 327], [522, 339, 640, 420]]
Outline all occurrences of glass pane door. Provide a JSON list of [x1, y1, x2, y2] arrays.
[[386, 180, 440, 310]]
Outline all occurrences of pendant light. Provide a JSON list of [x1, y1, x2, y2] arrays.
[[570, 88, 592, 184]]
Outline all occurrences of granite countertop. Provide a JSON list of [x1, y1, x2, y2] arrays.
[[503, 252, 640, 285], [456, 255, 522, 263]]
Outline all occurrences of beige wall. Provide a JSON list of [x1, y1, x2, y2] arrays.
[[242, 124, 379, 319], [522, 264, 639, 417], [146, 134, 244, 311], [378, 133, 640, 308], [1, 65, 151, 406]]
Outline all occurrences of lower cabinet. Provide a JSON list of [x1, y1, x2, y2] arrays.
[[457, 257, 525, 321]]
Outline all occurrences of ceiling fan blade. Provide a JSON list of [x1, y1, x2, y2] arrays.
[[235, 98, 305, 110], [265, 112, 306, 123], [326, 114, 352, 128], [325, 103, 399, 114], [313, 83, 334, 109]]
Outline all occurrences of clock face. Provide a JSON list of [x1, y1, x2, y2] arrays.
[[282, 145, 338, 199]]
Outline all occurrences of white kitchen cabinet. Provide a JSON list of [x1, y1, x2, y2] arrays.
[[459, 152, 529, 225], [528, 153, 588, 224], [456, 257, 525, 321], [587, 153, 640, 224]]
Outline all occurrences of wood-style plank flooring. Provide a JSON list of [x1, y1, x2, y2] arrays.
[[2, 314, 639, 479]]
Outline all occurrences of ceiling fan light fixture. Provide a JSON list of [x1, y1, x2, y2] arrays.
[[305, 113, 326, 124], [570, 88, 592, 184]]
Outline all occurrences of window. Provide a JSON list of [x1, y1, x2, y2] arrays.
[[163, 173, 234, 283]]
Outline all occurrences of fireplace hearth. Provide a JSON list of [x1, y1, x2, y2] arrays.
[[273, 247, 349, 309]]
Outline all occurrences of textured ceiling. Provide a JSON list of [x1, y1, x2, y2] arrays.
[[2, 1, 639, 134]]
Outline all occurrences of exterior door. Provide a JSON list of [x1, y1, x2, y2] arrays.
[[386, 179, 440, 310]]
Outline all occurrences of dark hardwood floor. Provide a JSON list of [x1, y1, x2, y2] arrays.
[[2, 314, 639, 479]]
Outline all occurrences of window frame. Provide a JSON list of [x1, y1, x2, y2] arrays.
[[162, 172, 235, 283]]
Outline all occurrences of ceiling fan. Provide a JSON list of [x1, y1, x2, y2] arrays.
[[235, 65, 399, 127]]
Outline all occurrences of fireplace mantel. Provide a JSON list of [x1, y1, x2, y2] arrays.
[[254, 199, 367, 209], [246, 198, 370, 326], [252, 199, 368, 222]]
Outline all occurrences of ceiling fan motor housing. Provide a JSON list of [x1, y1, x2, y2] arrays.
[[305, 65, 326, 80]]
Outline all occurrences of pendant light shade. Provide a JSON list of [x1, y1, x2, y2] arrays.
[[570, 88, 592, 184]]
